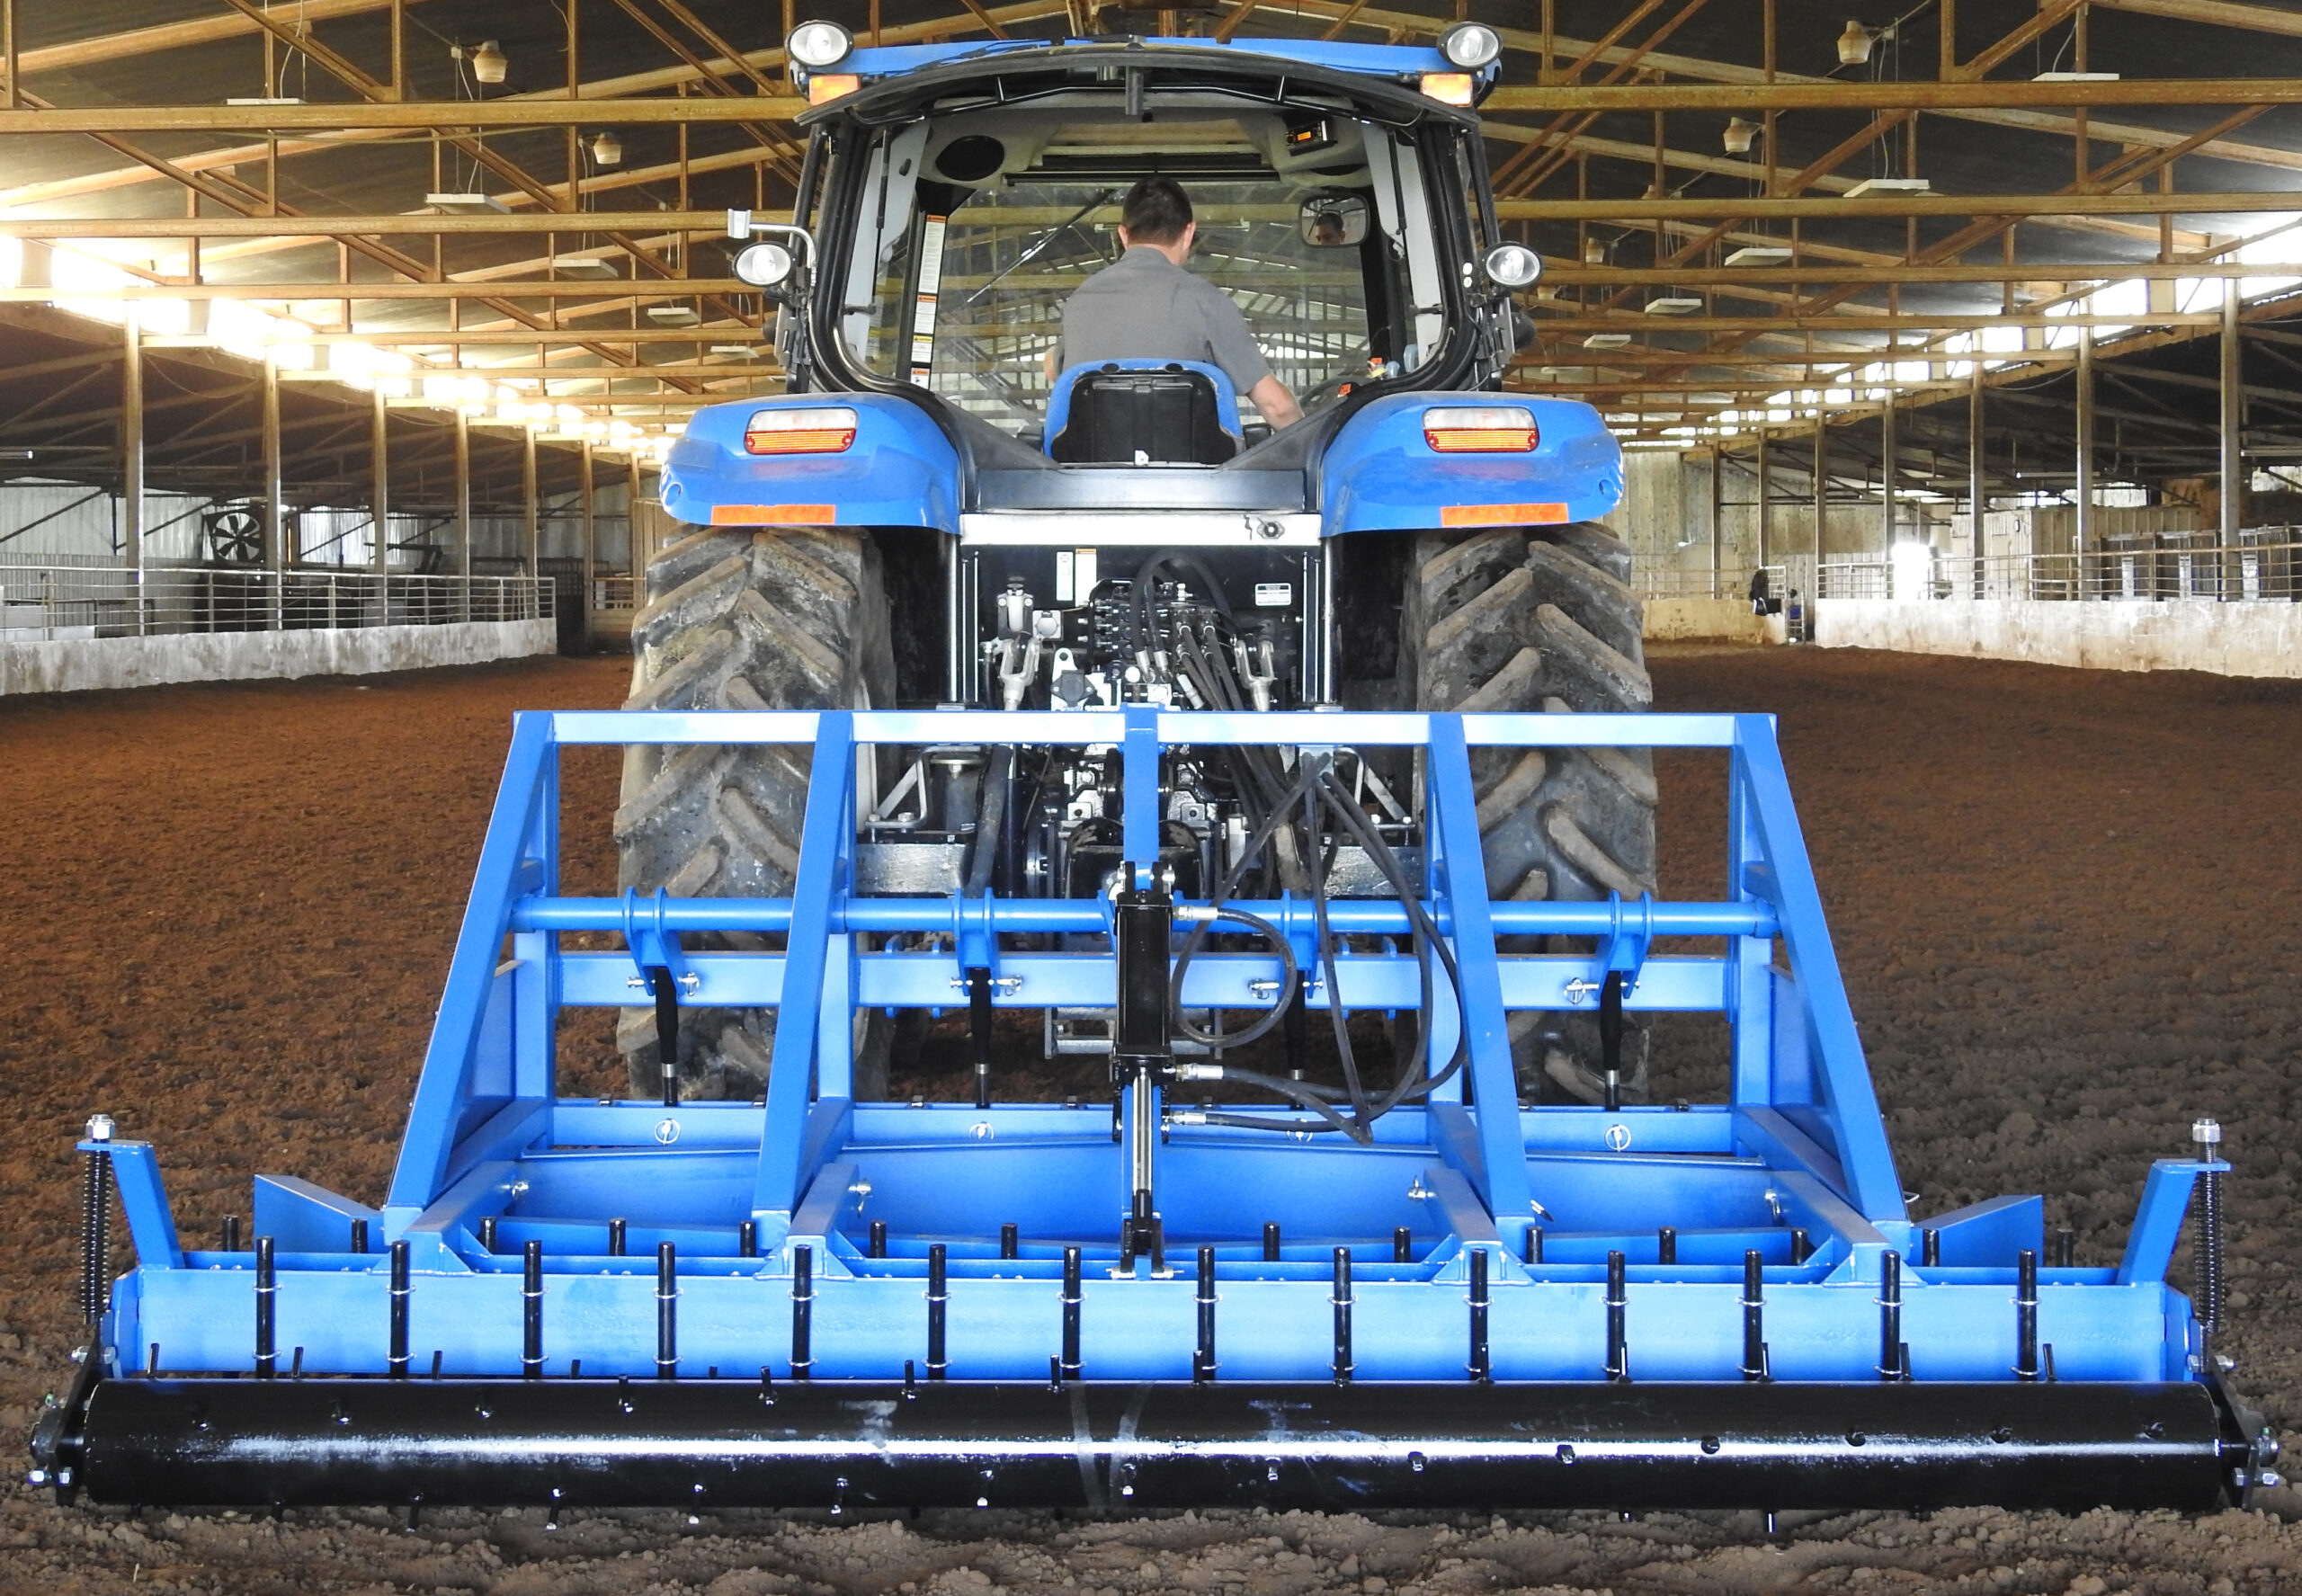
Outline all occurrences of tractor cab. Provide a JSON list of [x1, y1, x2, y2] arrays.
[[745, 31, 1530, 506]]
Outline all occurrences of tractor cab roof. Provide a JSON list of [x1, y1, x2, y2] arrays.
[[791, 36, 1497, 129]]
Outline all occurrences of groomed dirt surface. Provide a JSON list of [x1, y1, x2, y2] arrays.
[[3, 644, 2301, 1593]]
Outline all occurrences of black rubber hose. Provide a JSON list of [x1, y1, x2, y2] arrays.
[[1170, 905, 1298, 1051]]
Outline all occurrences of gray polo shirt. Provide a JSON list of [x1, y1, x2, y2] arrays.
[[1057, 245, 1274, 394]]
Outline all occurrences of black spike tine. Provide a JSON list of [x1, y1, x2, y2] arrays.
[[1194, 1246, 1218, 1384], [1524, 1227, 1544, 1265], [1922, 1227, 1941, 1267], [1604, 1250, 1628, 1383], [1741, 1249, 1766, 1382], [222, 1214, 242, 1253], [738, 1220, 758, 1260], [1789, 1227, 1813, 1264], [349, 1218, 369, 1256], [1599, 970, 1625, 1112], [388, 1241, 411, 1379], [80, 1131, 113, 1326], [969, 966, 994, 1110], [2053, 1226, 2075, 1270], [1468, 1248, 1491, 1384], [2014, 1248, 2039, 1381], [926, 1244, 949, 1381], [791, 1245, 814, 1380], [1001, 1223, 1019, 1261], [1060, 1246, 1082, 1380], [869, 1220, 888, 1259], [607, 1217, 627, 1258], [477, 1216, 496, 1253], [1656, 1226, 1676, 1264], [1263, 1221, 1280, 1262], [522, 1241, 544, 1380], [1393, 1226, 1412, 1263], [1878, 1251, 1905, 1381], [254, 1236, 277, 1379], [650, 965, 681, 1109], [1331, 1247, 1353, 1385], [656, 1243, 678, 1380]]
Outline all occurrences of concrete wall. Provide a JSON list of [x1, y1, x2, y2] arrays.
[[0, 618, 556, 696], [1642, 596, 1781, 644], [1815, 599, 2302, 678]]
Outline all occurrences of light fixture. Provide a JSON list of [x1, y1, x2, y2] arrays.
[[786, 20, 854, 69], [469, 40, 508, 85], [733, 241, 796, 288], [1645, 297, 1704, 315], [1723, 116, 1758, 155], [1418, 72, 1476, 106], [426, 192, 509, 214], [590, 130, 623, 167], [745, 406, 858, 455], [709, 344, 765, 358], [1436, 22, 1502, 69], [647, 306, 701, 325], [1423, 406, 1537, 453], [1584, 333, 1633, 349], [1725, 245, 1794, 265], [551, 255, 618, 279], [1482, 243, 1541, 290], [1583, 237, 1607, 265], [1843, 176, 1932, 197], [1836, 20, 1873, 66]]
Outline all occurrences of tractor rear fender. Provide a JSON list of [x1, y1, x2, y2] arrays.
[[659, 393, 961, 532], [1319, 392, 1625, 535]]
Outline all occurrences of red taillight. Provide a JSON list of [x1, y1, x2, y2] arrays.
[[745, 407, 859, 455], [1423, 406, 1538, 452]]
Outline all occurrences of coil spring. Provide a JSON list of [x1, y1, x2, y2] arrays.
[[79, 1148, 112, 1324], [2195, 1166, 2226, 1335]]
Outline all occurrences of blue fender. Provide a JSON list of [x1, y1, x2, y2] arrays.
[[1320, 392, 1624, 535], [660, 394, 962, 531]]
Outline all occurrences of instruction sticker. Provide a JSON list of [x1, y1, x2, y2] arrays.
[[1254, 582, 1291, 607]]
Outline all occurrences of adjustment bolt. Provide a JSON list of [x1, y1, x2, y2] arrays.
[[85, 1115, 113, 1144], [2261, 1469, 2284, 1488], [2193, 1118, 2223, 1148]]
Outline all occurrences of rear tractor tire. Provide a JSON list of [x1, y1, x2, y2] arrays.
[[1397, 522, 1659, 1105], [615, 524, 897, 1101]]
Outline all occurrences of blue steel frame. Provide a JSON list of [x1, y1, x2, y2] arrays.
[[85, 710, 2222, 1391]]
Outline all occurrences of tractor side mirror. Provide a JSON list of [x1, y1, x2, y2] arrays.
[[1298, 194, 1370, 248]]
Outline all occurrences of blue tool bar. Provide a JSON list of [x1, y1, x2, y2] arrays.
[[508, 895, 1779, 940], [544, 709, 1753, 749]]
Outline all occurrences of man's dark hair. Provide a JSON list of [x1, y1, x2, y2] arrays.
[[1120, 176, 1193, 245]]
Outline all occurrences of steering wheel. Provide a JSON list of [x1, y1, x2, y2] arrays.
[[1300, 372, 1357, 411]]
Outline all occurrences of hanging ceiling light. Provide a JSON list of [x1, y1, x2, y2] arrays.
[[1836, 20, 1873, 67], [591, 130, 623, 167], [469, 40, 508, 85], [1722, 117, 1759, 155], [1583, 236, 1608, 265]]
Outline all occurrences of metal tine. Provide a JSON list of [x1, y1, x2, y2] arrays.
[[1604, 1250, 1628, 1383], [927, 1244, 950, 1381], [1741, 1249, 1768, 1382], [791, 1245, 815, 1380], [1263, 1222, 1280, 1262], [1194, 1245, 1218, 1383], [1878, 1251, 1907, 1381], [522, 1241, 544, 1380], [254, 1237, 277, 1379], [1468, 1249, 1490, 1384], [388, 1241, 411, 1379], [656, 1243, 678, 1380], [1331, 1247, 1353, 1386], [2015, 1248, 2039, 1381], [1060, 1246, 1083, 1380]]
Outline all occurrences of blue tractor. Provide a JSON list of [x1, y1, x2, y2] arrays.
[[31, 22, 2276, 1517], [628, 22, 1648, 1107]]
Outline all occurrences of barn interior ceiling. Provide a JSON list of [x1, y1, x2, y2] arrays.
[[1, 0, 2299, 509]]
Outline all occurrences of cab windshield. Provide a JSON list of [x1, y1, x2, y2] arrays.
[[825, 103, 1456, 439]]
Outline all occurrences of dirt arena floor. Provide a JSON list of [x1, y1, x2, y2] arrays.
[[2, 643, 2299, 1593]]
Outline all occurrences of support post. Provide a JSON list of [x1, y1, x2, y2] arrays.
[[2075, 327, 2095, 596], [370, 386, 390, 623], [1754, 431, 1771, 575], [2220, 284, 2243, 596], [1812, 411, 1827, 584], [1708, 447, 1723, 597], [1968, 358, 1986, 598], [579, 440, 596, 651], [521, 427, 540, 583], [121, 312, 144, 636], [1879, 396, 1896, 558], [453, 409, 472, 622], [263, 353, 285, 630]]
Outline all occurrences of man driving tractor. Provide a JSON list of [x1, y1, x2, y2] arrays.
[[1051, 176, 1305, 431]]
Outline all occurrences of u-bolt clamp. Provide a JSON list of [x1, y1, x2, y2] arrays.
[[620, 886, 698, 994]]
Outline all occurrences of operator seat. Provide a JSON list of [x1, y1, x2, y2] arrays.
[[1046, 361, 1240, 465]]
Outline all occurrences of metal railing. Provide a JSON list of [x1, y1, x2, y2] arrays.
[[590, 573, 637, 613], [1816, 539, 2302, 602], [0, 564, 553, 644], [1633, 563, 1788, 602]]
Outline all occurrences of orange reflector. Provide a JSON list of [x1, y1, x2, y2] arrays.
[[1420, 72, 1475, 106], [1425, 427, 1538, 452], [710, 504, 837, 525], [1441, 503, 1570, 527], [745, 427, 856, 454], [808, 74, 860, 105]]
